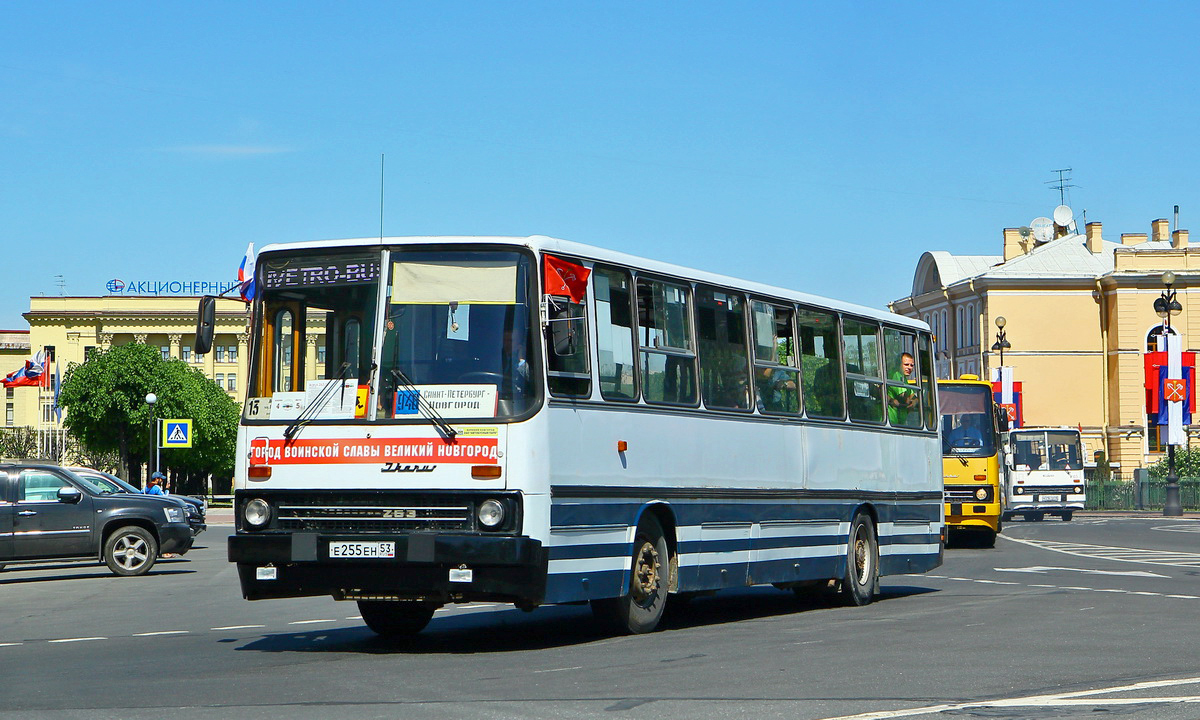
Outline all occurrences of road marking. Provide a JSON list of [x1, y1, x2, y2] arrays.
[[48, 637, 106, 643], [288, 619, 336, 625], [133, 631, 189, 637], [532, 666, 583, 674], [0, 642, 22, 647], [994, 565, 1168, 577], [814, 674, 1200, 719], [211, 625, 265, 630], [1003, 536, 1200, 568]]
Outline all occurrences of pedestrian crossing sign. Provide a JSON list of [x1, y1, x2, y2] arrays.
[[161, 419, 193, 448]]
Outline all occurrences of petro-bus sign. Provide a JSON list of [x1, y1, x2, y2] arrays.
[[106, 279, 240, 296]]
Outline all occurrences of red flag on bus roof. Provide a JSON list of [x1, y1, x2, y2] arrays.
[[543, 255, 591, 303]]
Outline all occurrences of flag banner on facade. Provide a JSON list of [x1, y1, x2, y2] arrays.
[[543, 255, 591, 303], [1156, 365, 1194, 426], [1143, 351, 1197, 413], [991, 382, 1023, 428], [52, 361, 62, 421], [238, 242, 256, 302]]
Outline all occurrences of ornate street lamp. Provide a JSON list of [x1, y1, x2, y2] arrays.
[[1154, 271, 1183, 517], [145, 392, 157, 488], [991, 316, 1011, 366]]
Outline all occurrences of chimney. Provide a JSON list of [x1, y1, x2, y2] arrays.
[[1003, 227, 1031, 261], [1173, 229, 1189, 249], [1121, 233, 1148, 246], [1152, 218, 1170, 243], [1086, 222, 1104, 253]]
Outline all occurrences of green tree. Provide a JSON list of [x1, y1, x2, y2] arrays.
[[1146, 447, 1200, 478], [58, 343, 238, 491]]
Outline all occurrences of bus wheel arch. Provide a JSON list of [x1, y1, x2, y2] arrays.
[[591, 508, 673, 634]]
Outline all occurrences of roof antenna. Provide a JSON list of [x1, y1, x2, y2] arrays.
[[1046, 168, 1077, 207]]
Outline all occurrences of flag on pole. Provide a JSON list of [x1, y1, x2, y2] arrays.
[[52, 361, 62, 421], [238, 242, 256, 302], [543, 255, 591, 303], [3, 351, 46, 389]]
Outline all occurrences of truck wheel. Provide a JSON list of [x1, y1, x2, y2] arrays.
[[591, 513, 669, 634], [841, 512, 878, 606], [358, 600, 438, 639], [104, 526, 158, 576]]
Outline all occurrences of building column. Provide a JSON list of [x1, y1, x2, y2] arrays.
[[237, 332, 250, 402], [169, 334, 181, 360]]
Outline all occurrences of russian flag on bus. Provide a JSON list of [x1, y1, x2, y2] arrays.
[[543, 255, 591, 303], [238, 242, 256, 302]]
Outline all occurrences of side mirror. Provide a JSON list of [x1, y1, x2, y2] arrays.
[[195, 296, 216, 354], [57, 486, 83, 504]]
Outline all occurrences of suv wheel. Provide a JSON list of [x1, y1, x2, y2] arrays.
[[104, 526, 158, 576]]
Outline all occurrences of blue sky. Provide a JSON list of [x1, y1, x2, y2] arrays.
[[3, 2, 1198, 330]]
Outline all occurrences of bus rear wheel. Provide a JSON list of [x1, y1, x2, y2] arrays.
[[358, 600, 438, 639], [591, 514, 669, 634], [841, 513, 878, 606]]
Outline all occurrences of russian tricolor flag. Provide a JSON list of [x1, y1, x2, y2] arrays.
[[238, 242, 256, 302]]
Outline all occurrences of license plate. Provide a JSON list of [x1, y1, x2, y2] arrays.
[[329, 541, 396, 559], [1037, 494, 1062, 502]]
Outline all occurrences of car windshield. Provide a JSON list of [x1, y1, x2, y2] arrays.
[[938, 384, 997, 456], [64, 470, 115, 496]]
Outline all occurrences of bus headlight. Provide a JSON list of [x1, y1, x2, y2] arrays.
[[244, 498, 272, 528], [975, 488, 988, 500], [1014, 487, 1025, 495], [477, 499, 505, 528], [1073, 485, 1084, 494]]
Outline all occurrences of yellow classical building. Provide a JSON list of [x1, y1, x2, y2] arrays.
[[5, 295, 252, 430], [891, 214, 1195, 472]]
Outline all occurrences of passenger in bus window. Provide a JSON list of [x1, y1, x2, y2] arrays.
[[887, 352, 918, 425], [756, 367, 797, 413]]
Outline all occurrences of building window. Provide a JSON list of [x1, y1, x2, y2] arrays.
[[317, 346, 327, 364], [1146, 326, 1178, 352], [967, 303, 976, 346], [5, 388, 12, 400], [84, 346, 96, 360], [215, 346, 226, 362], [161, 346, 170, 360], [227, 345, 238, 362], [182, 346, 192, 363], [227, 373, 237, 392], [5, 403, 12, 426], [215, 373, 224, 389], [1147, 414, 1166, 453]]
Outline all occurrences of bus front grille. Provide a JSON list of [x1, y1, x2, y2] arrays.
[[274, 496, 473, 532]]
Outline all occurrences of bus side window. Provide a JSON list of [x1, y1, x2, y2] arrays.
[[918, 333, 936, 429], [751, 300, 801, 414], [698, 286, 751, 411], [843, 318, 884, 424], [883, 327, 922, 429], [594, 266, 638, 401], [797, 307, 844, 419], [546, 294, 592, 398], [637, 277, 697, 406]]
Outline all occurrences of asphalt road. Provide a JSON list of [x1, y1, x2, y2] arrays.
[[1, 514, 1199, 719]]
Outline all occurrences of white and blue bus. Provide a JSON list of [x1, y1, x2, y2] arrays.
[[199, 235, 943, 637]]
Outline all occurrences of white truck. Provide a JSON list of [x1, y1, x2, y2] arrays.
[[1002, 427, 1086, 521]]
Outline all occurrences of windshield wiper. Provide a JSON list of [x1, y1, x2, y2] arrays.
[[389, 368, 458, 440], [284, 362, 352, 440]]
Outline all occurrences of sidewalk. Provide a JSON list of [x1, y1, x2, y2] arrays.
[[207, 507, 234, 526]]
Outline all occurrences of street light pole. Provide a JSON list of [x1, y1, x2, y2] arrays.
[[145, 392, 157, 489], [1154, 271, 1184, 517], [991, 316, 1011, 367]]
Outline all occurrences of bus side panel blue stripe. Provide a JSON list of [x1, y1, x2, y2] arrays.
[[545, 569, 626, 604]]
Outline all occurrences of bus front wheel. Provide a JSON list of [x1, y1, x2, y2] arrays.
[[591, 514, 669, 634], [358, 600, 438, 639], [841, 513, 879, 606]]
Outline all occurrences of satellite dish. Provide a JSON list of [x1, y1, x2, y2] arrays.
[[1053, 205, 1074, 227], [1031, 217, 1054, 243], [1018, 226, 1032, 240]]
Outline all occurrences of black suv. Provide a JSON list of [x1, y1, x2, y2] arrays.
[[68, 467, 207, 536], [0, 462, 194, 576]]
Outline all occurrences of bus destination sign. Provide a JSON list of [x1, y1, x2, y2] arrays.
[[262, 257, 380, 290]]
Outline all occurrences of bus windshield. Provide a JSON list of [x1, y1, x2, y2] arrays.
[[378, 248, 536, 420], [938, 384, 997, 456], [246, 247, 537, 422], [1011, 430, 1083, 471]]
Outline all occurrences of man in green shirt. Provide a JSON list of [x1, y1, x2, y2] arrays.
[[887, 352, 918, 425]]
